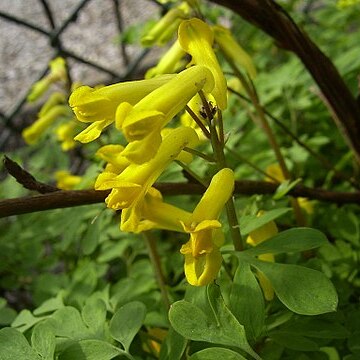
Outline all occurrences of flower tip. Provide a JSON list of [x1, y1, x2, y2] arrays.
[[178, 18, 214, 51]]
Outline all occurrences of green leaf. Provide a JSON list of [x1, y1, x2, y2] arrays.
[[45, 306, 91, 339], [58, 339, 124, 360], [229, 262, 265, 340], [159, 327, 187, 360], [0, 302, 17, 325], [169, 284, 261, 360], [251, 260, 338, 315], [240, 208, 291, 235], [280, 318, 348, 339], [98, 240, 130, 263], [82, 298, 107, 335], [109, 301, 146, 352], [328, 208, 360, 245], [242, 228, 328, 256], [190, 347, 247, 360], [82, 219, 100, 255], [0, 327, 40, 360], [270, 332, 319, 351], [33, 292, 65, 315], [11, 309, 47, 332], [66, 261, 98, 307], [31, 322, 55, 360], [273, 178, 302, 200]]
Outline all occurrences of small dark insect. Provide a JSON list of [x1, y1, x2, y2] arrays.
[[199, 101, 217, 120]]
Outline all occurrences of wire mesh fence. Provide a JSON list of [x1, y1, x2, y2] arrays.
[[0, 0, 164, 151]]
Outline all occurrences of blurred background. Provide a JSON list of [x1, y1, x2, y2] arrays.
[[0, 0, 163, 151]]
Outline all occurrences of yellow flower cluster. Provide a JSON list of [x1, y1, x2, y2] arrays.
[[336, 0, 360, 8], [23, 59, 81, 151], [68, 13, 254, 286]]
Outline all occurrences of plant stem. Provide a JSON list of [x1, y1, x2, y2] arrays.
[[226, 58, 305, 226], [199, 91, 244, 251], [228, 87, 360, 189], [185, 105, 211, 139], [143, 231, 170, 311], [183, 147, 215, 163]]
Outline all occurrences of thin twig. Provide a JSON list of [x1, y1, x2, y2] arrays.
[[227, 59, 305, 226], [209, 0, 360, 165], [1, 181, 360, 218], [228, 87, 360, 189], [143, 232, 171, 311], [185, 105, 211, 139], [112, 0, 129, 66], [3, 156, 59, 193]]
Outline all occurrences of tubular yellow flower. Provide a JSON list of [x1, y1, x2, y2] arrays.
[[180, 92, 214, 141], [27, 58, 67, 102], [121, 187, 191, 233], [145, 40, 186, 79], [56, 121, 78, 151], [178, 18, 227, 110], [22, 105, 71, 145], [39, 92, 67, 117], [116, 65, 214, 163], [96, 144, 130, 174], [265, 163, 314, 215], [69, 74, 175, 142], [55, 170, 82, 190], [95, 127, 198, 211], [141, 2, 190, 47], [180, 168, 235, 286], [48, 57, 67, 82], [213, 25, 257, 79], [265, 163, 285, 183], [247, 211, 277, 301]]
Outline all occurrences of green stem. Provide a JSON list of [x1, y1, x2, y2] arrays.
[[175, 160, 208, 186], [202, 99, 244, 251], [183, 147, 215, 163], [226, 57, 305, 226], [143, 231, 170, 311], [228, 86, 360, 189], [185, 105, 211, 139], [226, 145, 279, 183]]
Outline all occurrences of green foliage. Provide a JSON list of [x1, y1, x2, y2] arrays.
[[1, 1, 360, 359], [169, 284, 260, 360]]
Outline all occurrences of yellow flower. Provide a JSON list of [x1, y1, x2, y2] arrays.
[[265, 163, 314, 215], [96, 144, 130, 174], [27, 58, 67, 102], [121, 187, 191, 233], [141, 2, 190, 47], [247, 211, 277, 301], [180, 168, 234, 286], [95, 127, 198, 211], [22, 105, 71, 145], [48, 57, 67, 82], [337, 0, 360, 8], [69, 74, 174, 142], [116, 65, 213, 163], [55, 170, 82, 190], [39, 92, 67, 117], [265, 163, 285, 183], [178, 18, 227, 110], [56, 121, 78, 151], [213, 25, 257, 79], [119, 167, 234, 286], [180, 92, 214, 141], [145, 40, 186, 79]]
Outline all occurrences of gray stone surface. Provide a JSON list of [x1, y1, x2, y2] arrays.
[[0, 0, 159, 115]]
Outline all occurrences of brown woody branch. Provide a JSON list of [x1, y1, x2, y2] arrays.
[[210, 0, 360, 164], [1, 181, 359, 218], [3, 155, 59, 193]]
